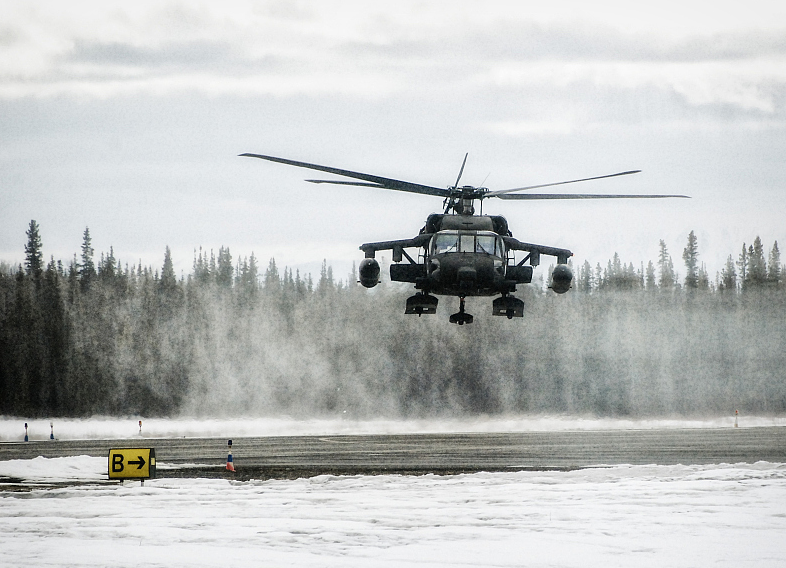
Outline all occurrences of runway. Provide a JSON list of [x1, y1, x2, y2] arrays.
[[2, 427, 784, 480]]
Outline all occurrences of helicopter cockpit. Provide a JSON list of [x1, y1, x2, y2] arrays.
[[431, 231, 505, 257]]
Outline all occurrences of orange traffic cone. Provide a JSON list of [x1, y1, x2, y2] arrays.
[[226, 439, 235, 472]]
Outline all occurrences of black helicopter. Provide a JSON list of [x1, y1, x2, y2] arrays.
[[240, 153, 689, 324]]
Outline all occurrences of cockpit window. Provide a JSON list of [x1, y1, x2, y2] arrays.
[[432, 231, 504, 256], [475, 235, 496, 255], [460, 235, 475, 254], [433, 233, 459, 254]]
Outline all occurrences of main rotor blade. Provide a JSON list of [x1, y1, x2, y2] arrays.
[[486, 170, 641, 196], [496, 193, 690, 200], [240, 153, 450, 198], [306, 180, 386, 188], [453, 153, 468, 188]]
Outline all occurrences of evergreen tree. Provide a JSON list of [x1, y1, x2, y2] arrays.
[[283, 267, 295, 292], [209, 250, 217, 280], [236, 257, 249, 287], [645, 261, 657, 291], [658, 240, 674, 290], [767, 241, 781, 287], [720, 254, 737, 292], [264, 258, 280, 292], [737, 243, 748, 286], [612, 253, 622, 281], [318, 259, 334, 294], [216, 246, 233, 288], [348, 261, 358, 290], [159, 246, 177, 292], [698, 262, 709, 291], [682, 231, 699, 290], [98, 246, 117, 286], [579, 260, 593, 293], [746, 237, 767, 289], [24, 220, 44, 283], [40, 258, 69, 414], [295, 268, 307, 298], [79, 227, 97, 291], [248, 253, 259, 288], [193, 247, 212, 285]]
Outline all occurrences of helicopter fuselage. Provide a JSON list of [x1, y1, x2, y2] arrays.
[[359, 212, 556, 295]]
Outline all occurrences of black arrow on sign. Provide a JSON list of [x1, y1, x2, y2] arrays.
[[127, 456, 146, 469]]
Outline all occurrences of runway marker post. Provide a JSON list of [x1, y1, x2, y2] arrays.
[[50, 421, 54, 440], [734, 410, 738, 428], [24, 422, 28, 442], [226, 439, 235, 472], [138, 420, 142, 436]]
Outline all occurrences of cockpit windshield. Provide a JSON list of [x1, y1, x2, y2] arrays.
[[433, 233, 459, 254], [432, 231, 504, 257], [475, 235, 496, 255]]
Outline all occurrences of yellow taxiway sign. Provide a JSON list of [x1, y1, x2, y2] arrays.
[[108, 448, 156, 479]]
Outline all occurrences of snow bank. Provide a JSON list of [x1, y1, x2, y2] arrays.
[[0, 455, 105, 483], [1, 458, 785, 568]]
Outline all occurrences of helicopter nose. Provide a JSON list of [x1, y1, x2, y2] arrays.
[[457, 266, 477, 289]]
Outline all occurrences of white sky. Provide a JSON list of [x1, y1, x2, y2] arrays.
[[1, 0, 785, 279]]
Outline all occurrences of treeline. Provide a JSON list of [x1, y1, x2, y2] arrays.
[[569, 231, 783, 293], [1, 221, 785, 419]]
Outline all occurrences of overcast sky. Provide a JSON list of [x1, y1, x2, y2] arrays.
[[2, 0, 784, 282]]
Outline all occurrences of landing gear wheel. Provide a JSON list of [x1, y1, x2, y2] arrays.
[[449, 297, 474, 325]]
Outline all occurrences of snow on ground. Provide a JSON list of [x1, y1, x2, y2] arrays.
[[2, 414, 784, 442], [1, 457, 785, 567]]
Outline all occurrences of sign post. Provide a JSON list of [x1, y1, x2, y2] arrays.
[[108, 448, 156, 481]]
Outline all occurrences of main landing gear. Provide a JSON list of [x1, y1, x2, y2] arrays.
[[405, 293, 438, 316], [492, 295, 525, 319], [449, 296, 474, 325]]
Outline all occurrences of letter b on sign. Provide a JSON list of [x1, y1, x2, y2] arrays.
[[112, 453, 124, 472]]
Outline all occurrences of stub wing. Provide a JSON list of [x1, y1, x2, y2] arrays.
[[359, 234, 432, 258], [502, 236, 573, 266]]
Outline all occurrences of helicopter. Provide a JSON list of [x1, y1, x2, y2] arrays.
[[240, 152, 689, 324]]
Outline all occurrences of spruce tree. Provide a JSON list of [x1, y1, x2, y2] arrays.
[[579, 260, 594, 293], [737, 243, 748, 287], [721, 254, 737, 292], [645, 261, 657, 291], [216, 246, 233, 288], [746, 237, 767, 288], [767, 241, 781, 287], [79, 227, 96, 291], [698, 262, 709, 291], [658, 240, 674, 290], [159, 246, 177, 292], [682, 231, 699, 290], [24, 220, 44, 282], [264, 258, 280, 292], [248, 253, 259, 286]]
